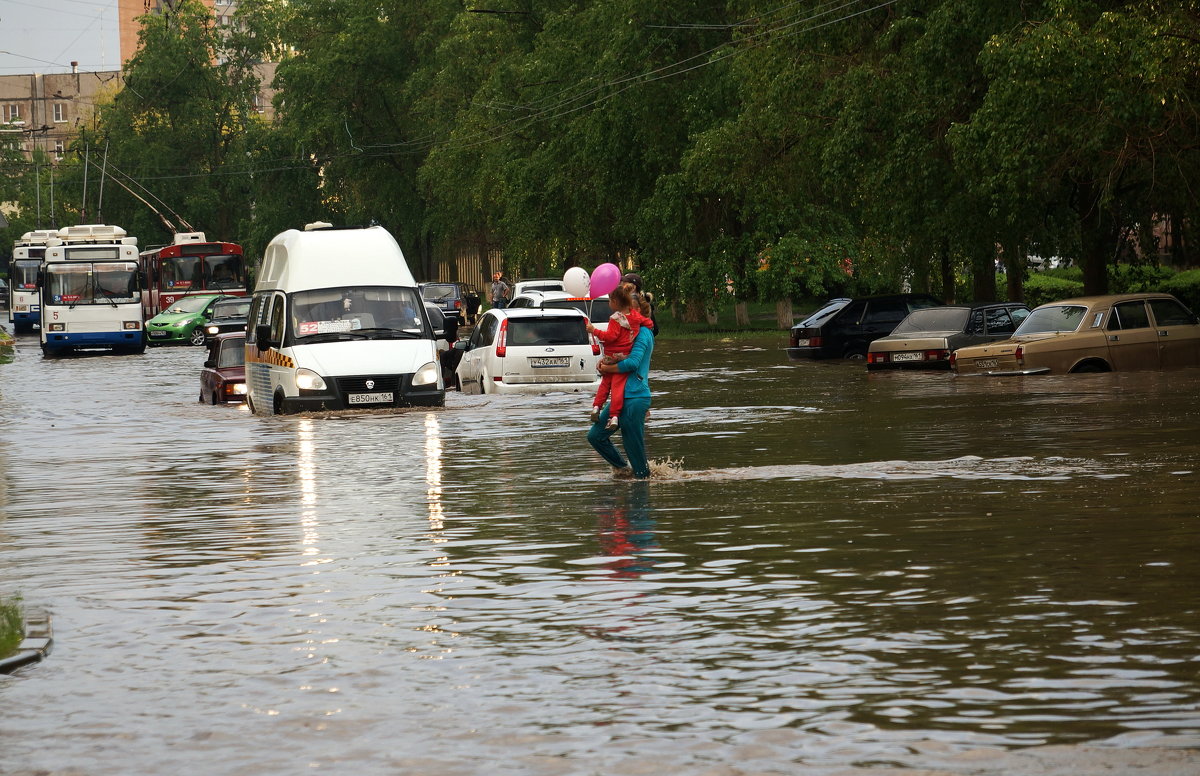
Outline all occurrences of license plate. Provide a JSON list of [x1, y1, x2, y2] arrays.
[[148, 330, 169, 338], [348, 392, 394, 404], [975, 359, 998, 369], [530, 356, 570, 368], [891, 351, 923, 362], [793, 338, 810, 347]]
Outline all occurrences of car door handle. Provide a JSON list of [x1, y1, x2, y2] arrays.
[[1159, 330, 1169, 337], [1108, 335, 1119, 341]]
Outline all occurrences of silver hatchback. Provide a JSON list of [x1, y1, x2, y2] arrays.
[[452, 308, 601, 394]]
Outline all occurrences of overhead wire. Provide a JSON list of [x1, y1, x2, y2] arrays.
[[20, 0, 902, 186]]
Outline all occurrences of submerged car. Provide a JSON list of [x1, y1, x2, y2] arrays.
[[201, 296, 251, 345], [199, 332, 246, 404], [952, 293, 1200, 375], [788, 293, 945, 359], [452, 307, 600, 394], [146, 294, 234, 345], [420, 281, 481, 325], [867, 302, 1030, 370]]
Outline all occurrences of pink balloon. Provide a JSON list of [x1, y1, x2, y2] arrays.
[[589, 263, 622, 298]]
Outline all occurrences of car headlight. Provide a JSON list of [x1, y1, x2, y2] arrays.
[[295, 368, 327, 391], [231, 383, 248, 395], [180, 318, 194, 326], [206, 325, 219, 335], [412, 361, 440, 386]]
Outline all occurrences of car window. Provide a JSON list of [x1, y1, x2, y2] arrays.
[[541, 299, 610, 323], [268, 294, 286, 342], [1014, 305, 1087, 335], [837, 301, 867, 325], [1010, 307, 1031, 329], [507, 317, 588, 346], [1149, 298, 1197, 327], [984, 307, 1018, 335], [968, 309, 985, 334], [421, 284, 456, 301], [212, 299, 250, 318], [217, 338, 245, 368], [893, 307, 968, 334], [798, 299, 849, 327], [476, 314, 499, 347], [246, 294, 267, 344], [864, 300, 908, 324], [1108, 301, 1151, 331]]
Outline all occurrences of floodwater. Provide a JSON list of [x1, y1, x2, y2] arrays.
[[0, 333, 1198, 775]]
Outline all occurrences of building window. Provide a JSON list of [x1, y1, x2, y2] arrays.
[[54, 141, 65, 158], [5, 104, 20, 123], [53, 103, 65, 122], [252, 92, 265, 113]]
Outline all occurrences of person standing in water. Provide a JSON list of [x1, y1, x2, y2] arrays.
[[586, 283, 652, 429], [587, 284, 655, 478]]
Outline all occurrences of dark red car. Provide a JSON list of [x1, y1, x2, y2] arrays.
[[199, 332, 246, 404]]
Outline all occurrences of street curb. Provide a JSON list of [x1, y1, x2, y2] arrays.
[[0, 612, 53, 674]]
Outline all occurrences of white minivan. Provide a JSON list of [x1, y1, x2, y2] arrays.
[[453, 307, 601, 394], [245, 223, 446, 414]]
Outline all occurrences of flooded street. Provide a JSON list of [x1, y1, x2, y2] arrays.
[[1, 333, 1198, 775]]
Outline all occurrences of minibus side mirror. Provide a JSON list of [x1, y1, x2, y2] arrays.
[[255, 323, 273, 351]]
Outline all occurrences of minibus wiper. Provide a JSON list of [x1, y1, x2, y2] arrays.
[[356, 328, 422, 339]]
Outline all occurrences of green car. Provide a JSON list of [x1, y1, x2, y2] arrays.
[[146, 294, 235, 346]]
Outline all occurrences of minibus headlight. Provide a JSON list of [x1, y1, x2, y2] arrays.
[[412, 361, 440, 386], [295, 368, 327, 391]]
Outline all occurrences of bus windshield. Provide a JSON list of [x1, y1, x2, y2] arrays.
[[45, 262, 139, 305], [162, 256, 202, 290], [13, 260, 40, 289], [290, 286, 427, 339], [206, 254, 245, 290]]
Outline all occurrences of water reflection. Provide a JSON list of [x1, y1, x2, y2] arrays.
[[595, 482, 659, 579]]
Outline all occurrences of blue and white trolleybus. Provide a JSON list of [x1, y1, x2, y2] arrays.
[[40, 224, 146, 356], [8, 230, 56, 334]]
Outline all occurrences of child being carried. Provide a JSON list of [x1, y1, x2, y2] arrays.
[[586, 283, 653, 430]]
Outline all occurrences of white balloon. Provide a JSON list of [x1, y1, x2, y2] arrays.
[[563, 266, 590, 298]]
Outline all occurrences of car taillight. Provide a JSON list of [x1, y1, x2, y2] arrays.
[[809, 336, 822, 347], [590, 332, 600, 356], [867, 352, 886, 364], [926, 350, 949, 361], [454, 300, 462, 309], [1014, 344, 1024, 366], [495, 318, 508, 358], [949, 350, 957, 367]]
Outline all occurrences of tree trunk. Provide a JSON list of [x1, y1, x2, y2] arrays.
[[972, 247, 997, 303], [1004, 242, 1024, 303], [940, 241, 955, 303], [734, 301, 750, 326], [1080, 209, 1115, 296], [776, 298, 793, 329], [682, 298, 705, 323], [705, 309, 719, 325]]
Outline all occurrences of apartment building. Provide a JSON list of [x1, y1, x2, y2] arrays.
[[0, 67, 122, 161]]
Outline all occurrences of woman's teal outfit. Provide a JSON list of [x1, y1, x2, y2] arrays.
[[588, 326, 654, 478]]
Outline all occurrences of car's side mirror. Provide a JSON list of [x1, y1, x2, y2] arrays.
[[203, 358, 216, 368], [255, 323, 273, 351], [453, 340, 469, 351]]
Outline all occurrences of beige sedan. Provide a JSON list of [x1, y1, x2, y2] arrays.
[[951, 293, 1200, 375]]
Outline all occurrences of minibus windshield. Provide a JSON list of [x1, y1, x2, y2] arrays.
[[291, 286, 427, 339]]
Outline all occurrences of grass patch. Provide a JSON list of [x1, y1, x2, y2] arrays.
[[0, 597, 24, 659]]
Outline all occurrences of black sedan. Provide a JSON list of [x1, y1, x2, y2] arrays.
[[201, 296, 251, 345], [788, 293, 945, 360]]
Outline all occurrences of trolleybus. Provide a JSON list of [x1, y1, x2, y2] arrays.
[[8, 230, 57, 333], [139, 232, 246, 318], [40, 224, 145, 356]]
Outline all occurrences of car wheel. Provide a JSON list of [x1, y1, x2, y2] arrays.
[[246, 394, 257, 414], [273, 391, 284, 415], [1071, 361, 1108, 373], [843, 348, 866, 360], [454, 374, 463, 392], [210, 389, 220, 405], [189, 327, 206, 346], [479, 376, 488, 395]]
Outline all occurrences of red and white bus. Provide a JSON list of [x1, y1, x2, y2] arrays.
[[139, 232, 247, 317]]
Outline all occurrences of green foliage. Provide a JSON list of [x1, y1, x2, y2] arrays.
[[0, 596, 23, 659], [1160, 269, 1200, 314], [1108, 263, 1176, 293], [1023, 273, 1085, 308]]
